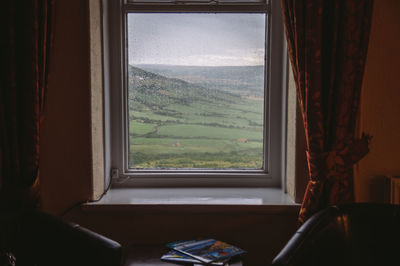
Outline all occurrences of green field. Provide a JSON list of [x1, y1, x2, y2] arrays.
[[128, 65, 264, 169]]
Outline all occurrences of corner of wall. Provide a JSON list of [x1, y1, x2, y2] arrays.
[[286, 63, 307, 203], [355, 0, 400, 202], [89, 0, 106, 200], [40, 0, 96, 215]]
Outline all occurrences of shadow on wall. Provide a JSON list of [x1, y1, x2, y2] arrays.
[[366, 175, 390, 203]]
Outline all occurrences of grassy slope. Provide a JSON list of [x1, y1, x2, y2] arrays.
[[128, 65, 264, 169], [136, 64, 265, 97]]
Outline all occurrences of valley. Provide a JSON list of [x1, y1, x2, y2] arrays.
[[128, 65, 265, 169]]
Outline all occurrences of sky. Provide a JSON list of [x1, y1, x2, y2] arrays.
[[127, 13, 266, 66]]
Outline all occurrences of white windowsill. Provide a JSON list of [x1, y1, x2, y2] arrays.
[[83, 188, 300, 214]]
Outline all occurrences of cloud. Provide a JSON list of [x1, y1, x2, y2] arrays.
[[128, 13, 265, 66], [131, 50, 264, 66]]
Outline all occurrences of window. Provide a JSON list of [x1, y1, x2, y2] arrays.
[[103, 0, 287, 187]]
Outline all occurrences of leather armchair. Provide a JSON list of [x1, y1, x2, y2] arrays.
[[0, 209, 122, 266], [272, 203, 400, 266]]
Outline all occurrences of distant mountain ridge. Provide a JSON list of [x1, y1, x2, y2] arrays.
[[134, 64, 265, 97], [128, 65, 241, 110]]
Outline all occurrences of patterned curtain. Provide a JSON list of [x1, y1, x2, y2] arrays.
[[0, 0, 54, 209], [281, 0, 374, 224]]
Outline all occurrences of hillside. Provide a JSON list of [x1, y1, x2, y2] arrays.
[[127, 65, 264, 169], [134, 64, 265, 97], [129, 65, 241, 109]]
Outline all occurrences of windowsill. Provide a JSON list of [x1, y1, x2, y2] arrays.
[[83, 188, 300, 214]]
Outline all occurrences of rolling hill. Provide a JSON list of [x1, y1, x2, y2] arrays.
[[127, 65, 264, 169], [128, 65, 241, 110], [134, 64, 265, 97]]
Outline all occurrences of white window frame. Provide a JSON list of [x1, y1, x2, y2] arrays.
[[102, 0, 287, 188]]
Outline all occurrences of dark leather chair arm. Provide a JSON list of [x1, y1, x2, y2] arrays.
[[272, 206, 350, 266], [272, 203, 400, 266], [2, 209, 122, 266]]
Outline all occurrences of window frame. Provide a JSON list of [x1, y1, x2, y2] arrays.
[[102, 0, 287, 188]]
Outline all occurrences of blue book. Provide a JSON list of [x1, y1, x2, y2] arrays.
[[161, 249, 226, 265], [168, 239, 245, 264]]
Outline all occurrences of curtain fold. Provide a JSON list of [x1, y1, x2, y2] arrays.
[[281, 0, 374, 224], [0, 0, 54, 209]]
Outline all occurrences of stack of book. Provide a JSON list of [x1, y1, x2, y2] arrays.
[[161, 238, 245, 265]]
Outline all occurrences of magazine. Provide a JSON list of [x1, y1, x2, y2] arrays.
[[169, 239, 245, 264], [167, 239, 204, 249], [161, 250, 227, 265]]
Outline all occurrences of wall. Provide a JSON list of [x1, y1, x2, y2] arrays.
[[40, 0, 93, 214], [355, 0, 400, 202], [286, 63, 308, 203], [40, 0, 400, 260], [39, 2, 299, 265]]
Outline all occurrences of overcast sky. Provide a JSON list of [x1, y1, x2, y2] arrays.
[[127, 13, 265, 66]]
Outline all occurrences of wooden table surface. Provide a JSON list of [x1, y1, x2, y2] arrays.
[[124, 244, 243, 266]]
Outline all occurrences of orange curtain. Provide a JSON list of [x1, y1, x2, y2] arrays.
[[281, 0, 373, 224], [0, 0, 54, 209]]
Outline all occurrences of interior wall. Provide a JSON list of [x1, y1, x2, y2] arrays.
[[89, 0, 106, 200], [39, 2, 300, 265], [286, 64, 307, 203], [355, 0, 400, 202], [40, 0, 92, 215]]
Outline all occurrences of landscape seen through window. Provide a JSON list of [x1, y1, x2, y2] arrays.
[[127, 13, 266, 169]]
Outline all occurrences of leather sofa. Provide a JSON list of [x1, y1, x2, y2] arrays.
[[0, 209, 122, 266], [272, 203, 400, 266]]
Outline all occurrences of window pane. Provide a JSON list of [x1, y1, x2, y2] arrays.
[[128, 0, 266, 3], [127, 13, 265, 169]]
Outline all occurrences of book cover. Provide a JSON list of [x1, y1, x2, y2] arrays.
[[161, 250, 226, 265], [169, 239, 245, 264], [167, 239, 203, 249]]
